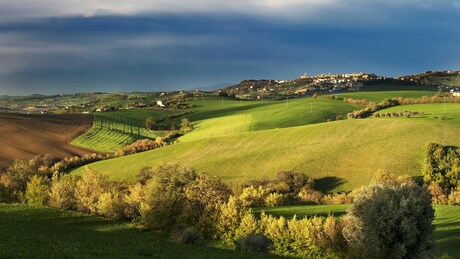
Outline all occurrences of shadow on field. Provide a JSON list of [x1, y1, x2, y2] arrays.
[[412, 175, 424, 185], [189, 102, 274, 121], [314, 176, 347, 193]]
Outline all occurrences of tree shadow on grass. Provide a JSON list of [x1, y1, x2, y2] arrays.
[[0, 205, 275, 259], [314, 176, 347, 193], [412, 175, 424, 185]]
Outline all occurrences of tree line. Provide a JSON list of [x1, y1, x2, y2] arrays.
[[323, 94, 460, 120]]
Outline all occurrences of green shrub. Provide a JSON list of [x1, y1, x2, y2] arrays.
[[275, 170, 311, 194], [438, 253, 453, 259], [322, 215, 343, 248], [215, 196, 246, 245], [97, 188, 125, 219], [259, 213, 335, 258], [343, 173, 435, 259], [422, 143, 460, 192], [448, 189, 460, 205], [145, 116, 156, 130], [234, 233, 272, 253], [264, 193, 286, 207], [297, 186, 323, 204], [235, 211, 259, 239], [25, 175, 49, 206], [140, 164, 197, 230], [428, 183, 447, 205], [180, 118, 193, 132], [75, 167, 111, 214], [0, 159, 37, 202], [322, 192, 352, 205], [48, 174, 78, 210], [239, 186, 269, 207], [123, 183, 145, 219], [183, 173, 231, 237]]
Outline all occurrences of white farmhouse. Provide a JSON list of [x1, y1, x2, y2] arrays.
[[156, 100, 165, 107], [450, 89, 460, 97]]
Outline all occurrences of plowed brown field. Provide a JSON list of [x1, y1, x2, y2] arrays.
[[0, 113, 94, 168]]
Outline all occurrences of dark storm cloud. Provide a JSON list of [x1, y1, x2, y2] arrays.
[[0, 1, 459, 95]]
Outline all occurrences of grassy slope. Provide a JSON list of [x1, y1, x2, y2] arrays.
[[333, 90, 437, 103], [72, 109, 176, 152], [181, 96, 360, 142], [378, 103, 460, 125], [255, 204, 460, 257], [254, 204, 350, 218], [72, 108, 460, 191], [70, 90, 434, 151], [0, 203, 280, 259]]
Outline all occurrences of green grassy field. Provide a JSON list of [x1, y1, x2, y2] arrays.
[[377, 103, 460, 126], [359, 83, 438, 92], [255, 204, 460, 257], [71, 103, 460, 191], [181, 96, 360, 142], [70, 91, 437, 152], [334, 90, 437, 103], [72, 97, 358, 152], [72, 109, 177, 152], [0, 203, 280, 259], [253, 204, 350, 218]]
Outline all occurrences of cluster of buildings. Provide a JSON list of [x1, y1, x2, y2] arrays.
[[300, 72, 383, 84]]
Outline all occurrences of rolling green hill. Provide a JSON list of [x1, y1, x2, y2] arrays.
[[70, 91, 438, 153], [181, 96, 360, 142], [72, 102, 460, 192], [0, 204, 280, 259], [72, 96, 360, 152]]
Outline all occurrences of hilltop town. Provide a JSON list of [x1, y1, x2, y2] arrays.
[[221, 70, 460, 100]]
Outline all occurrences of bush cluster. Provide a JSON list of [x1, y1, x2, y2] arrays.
[[213, 196, 345, 257], [374, 111, 422, 118], [234, 171, 351, 207], [51, 153, 112, 173], [422, 143, 460, 205], [0, 154, 58, 202], [346, 94, 458, 120], [115, 138, 166, 157], [0, 158, 437, 258], [346, 98, 400, 119]]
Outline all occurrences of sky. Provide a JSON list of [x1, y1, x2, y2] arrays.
[[0, 0, 459, 95]]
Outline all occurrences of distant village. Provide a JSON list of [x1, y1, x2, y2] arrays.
[[221, 70, 460, 100], [1, 70, 459, 114]]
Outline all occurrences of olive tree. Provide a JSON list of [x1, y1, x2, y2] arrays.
[[145, 116, 156, 130], [343, 172, 435, 259]]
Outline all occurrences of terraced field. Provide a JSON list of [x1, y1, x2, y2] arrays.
[[0, 113, 93, 168], [255, 204, 460, 257], [72, 109, 178, 152]]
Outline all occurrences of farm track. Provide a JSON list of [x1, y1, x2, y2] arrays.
[[0, 113, 94, 168]]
